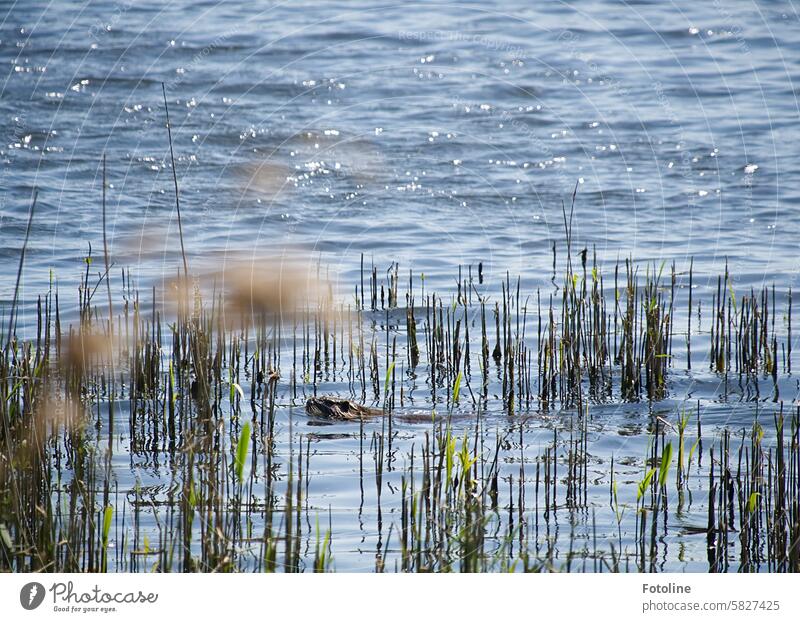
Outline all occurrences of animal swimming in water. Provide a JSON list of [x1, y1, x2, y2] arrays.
[[305, 396, 382, 421]]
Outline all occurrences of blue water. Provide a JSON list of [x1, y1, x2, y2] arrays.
[[2, 0, 800, 571], [3, 1, 799, 306]]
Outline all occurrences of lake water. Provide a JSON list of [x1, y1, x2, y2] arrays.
[[2, 1, 800, 572]]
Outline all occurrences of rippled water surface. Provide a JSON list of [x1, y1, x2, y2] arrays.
[[2, 1, 800, 572], [4, 1, 800, 294]]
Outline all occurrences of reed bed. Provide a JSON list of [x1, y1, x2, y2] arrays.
[[2, 189, 799, 573]]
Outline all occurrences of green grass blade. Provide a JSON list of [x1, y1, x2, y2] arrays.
[[384, 361, 396, 398], [102, 505, 113, 546], [637, 468, 656, 501], [235, 421, 251, 482], [452, 371, 463, 404], [659, 442, 673, 487], [748, 492, 760, 514]]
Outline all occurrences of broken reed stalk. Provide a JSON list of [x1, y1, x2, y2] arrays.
[[161, 82, 189, 280], [5, 187, 37, 350]]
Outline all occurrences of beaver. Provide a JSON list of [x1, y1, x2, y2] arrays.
[[305, 396, 383, 421], [305, 397, 462, 424]]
